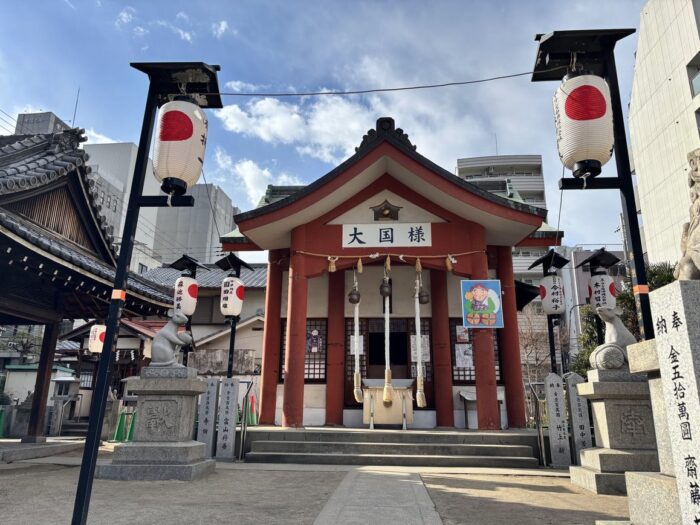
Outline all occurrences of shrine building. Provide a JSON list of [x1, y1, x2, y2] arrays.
[[222, 118, 558, 430]]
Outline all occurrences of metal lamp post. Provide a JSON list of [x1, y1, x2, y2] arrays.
[[215, 253, 253, 378], [529, 249, 570, 373], [71, 62, 222, 525], [168, 254, 210, 366], [531, 29, 654, 340]]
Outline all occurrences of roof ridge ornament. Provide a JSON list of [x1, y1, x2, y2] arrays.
[[355, 117, 416, 153]]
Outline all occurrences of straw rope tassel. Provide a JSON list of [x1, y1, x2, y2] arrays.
[[357, 257, 363, 273], [353, 300, 363, 403], [415, 257, 422, 274], [385, 255, 391, 273], [414, 276, 426, 408], [445, 255, 454, 272], [382, 292, 393, 406]]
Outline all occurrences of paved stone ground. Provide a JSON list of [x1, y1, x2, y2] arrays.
[[0, 451, 631, 524]]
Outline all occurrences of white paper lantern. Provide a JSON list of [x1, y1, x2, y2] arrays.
[[88, 324, 107, 354], [153, 100, 208, 195], [220, 277, 244, 317], [539, 275, 565, 315], [588, 274, 616, 309], [174, 276, 198, 316], [553, 74, 614, 178]]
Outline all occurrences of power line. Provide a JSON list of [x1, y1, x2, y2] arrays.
[[208, 66, 567, 98], [0, 108, 17, 123]]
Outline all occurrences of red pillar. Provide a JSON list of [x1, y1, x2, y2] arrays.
[[326, 270, 345, 425], [282, 231, 308, 427], [497, 246, 527, 428], [259, 249, 284, 425], [430, 269, 454, 427], [472, 252, 500, 430]]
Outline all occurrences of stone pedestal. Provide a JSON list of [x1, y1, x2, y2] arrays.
[[96, 367, 215, 481], [570, 369, 658, 495]]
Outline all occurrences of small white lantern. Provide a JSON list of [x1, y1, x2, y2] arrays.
[[539, 275, 565, 315], [88, 324, 107, 354], [174, 276, 198, 316], [588, 274, 616, 309], [220, 276, 244, 317], [553, 74, 614, 178], [153, 100, 208, 196]]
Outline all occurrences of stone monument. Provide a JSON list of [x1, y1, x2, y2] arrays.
[[215, 378, 239, 461], [570, 307, 658, 495], [565, 372, 593, 463], [96, 313, 215, 481], [544, 372, 571, 468], [196, 377, 219, 457]]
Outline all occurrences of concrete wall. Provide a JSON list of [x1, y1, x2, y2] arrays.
[[3, 369, 74, 407], [630, 0, 700, 263]]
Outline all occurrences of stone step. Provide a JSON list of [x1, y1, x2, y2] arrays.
[[250, 440, 534, 457], [245, 451, 540, 468], [0, 441, 84, 463], [246, 429, 539, 447]]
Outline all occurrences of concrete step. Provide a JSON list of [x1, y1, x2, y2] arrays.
[[250, 440, 534, 457], [245, 451, 540, 468], [60, 422, 89, 437], [246, 429, 538, 447], [0, 441, 84, 463]]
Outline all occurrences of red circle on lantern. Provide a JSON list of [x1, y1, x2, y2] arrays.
[[565, 85, 607, 121], [609, 282, 616, 297], [188, 284, 198, 299], [539, 285, 547, 300], [235, 285, 245, 301], [160, 110, 194, 141], [99, 332, 106, 343]]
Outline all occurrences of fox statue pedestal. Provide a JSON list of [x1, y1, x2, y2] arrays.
[[95, 366, 215, 481]]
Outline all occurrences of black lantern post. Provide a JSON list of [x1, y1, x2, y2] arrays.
[[168, 254, 210, 366], [216, 253, 253, 378], [529, 249, 570, 373], [72, 62, 222, 525], [576, 248, 622, 344], [531, 29, 654, 341]]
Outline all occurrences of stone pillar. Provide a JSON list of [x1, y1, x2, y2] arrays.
[[471, 252, 500, 430], [569, 368, 658, 495], [23, 321, 60, 443], [326, 270, 345, 425], [259, 249, 284, 425], [496, 245, 526, 428], [430, 269, 454, 427], [96, 367, 215, 481], [283, 233, 308, 428]]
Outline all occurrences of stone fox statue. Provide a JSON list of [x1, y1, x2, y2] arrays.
[[589, 306, 637, 370], [150, 311, 193, 367]]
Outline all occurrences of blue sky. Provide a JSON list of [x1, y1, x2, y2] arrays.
[[0, 0, 646, 261]]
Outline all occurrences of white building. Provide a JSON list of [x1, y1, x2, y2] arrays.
[[629, 0, 700, 264]]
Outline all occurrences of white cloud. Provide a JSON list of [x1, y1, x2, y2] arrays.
[[84, 128, 116, 144], [63, 0, 76, 9], [132, 26, 148, 37], [224, 80, 265, 93], [216, 98, 306, 145], [115, 6, 135, 28], [214, 146, 303, 208], [176, 11, 190, 23], [212, 20, 228, 39], [155, 20, 193, 43]]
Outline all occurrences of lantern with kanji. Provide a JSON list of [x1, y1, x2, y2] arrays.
[[88, 324, 107, 354], [174, 276, 198, 315], [220, 276, 244, 317], [588, 273, 616, 309], [153, 100, 208, 196], [553, 74, 614, 178], [539, 275, 564, 315]]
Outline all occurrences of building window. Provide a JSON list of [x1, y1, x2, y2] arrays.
[[449, 318, 502, 384], [138, 263, 148, 274], [279, 318, 327, 383], [688, 52, 700, 98], [79, 371, 94, 389]]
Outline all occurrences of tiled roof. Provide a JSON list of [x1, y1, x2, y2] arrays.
[[142, 263, 268, 289], [256, 185, 306, 208], [0, 129, 118, 259], [0, 209, 172, 304]]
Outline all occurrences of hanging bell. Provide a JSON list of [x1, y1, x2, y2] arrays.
[[418, 288, 430, 304], [379, 277, 392, 298], [348, 287, 361, 304]]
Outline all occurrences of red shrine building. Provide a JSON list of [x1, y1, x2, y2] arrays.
[[223, 118, 557, 430]]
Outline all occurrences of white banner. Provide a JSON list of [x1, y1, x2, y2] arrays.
[[410, 335, 431, 362], [455, 343, 473, 368], [342, 223, 432, 248]]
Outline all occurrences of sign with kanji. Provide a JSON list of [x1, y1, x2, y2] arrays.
[[545, 372, 572, 468], [461, 279, 504, 329], [196, 378, 219, 457], [215, 378, 239, 461], [342, 223, 432, 248], [410, 335, 431, 362]]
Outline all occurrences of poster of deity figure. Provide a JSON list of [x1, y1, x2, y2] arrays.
[[460, 279, 504, 329]]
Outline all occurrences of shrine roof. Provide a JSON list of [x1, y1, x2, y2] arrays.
[[141, 263, 268, 289], [228, 118, 548, 249]]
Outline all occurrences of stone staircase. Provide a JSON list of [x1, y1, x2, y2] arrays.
[[60, 420, 89, 437], [245, 428, 541, 468]]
